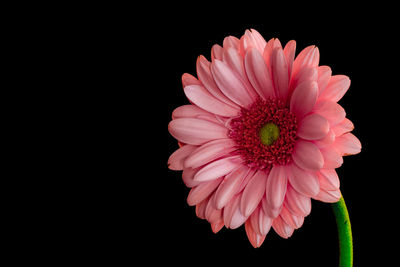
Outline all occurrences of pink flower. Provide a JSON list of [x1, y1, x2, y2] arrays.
[[168, 29, 361, 248]]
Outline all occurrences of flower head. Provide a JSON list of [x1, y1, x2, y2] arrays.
[[168, 29, 361, 248]]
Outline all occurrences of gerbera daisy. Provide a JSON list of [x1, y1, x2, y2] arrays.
[[168, 29, 361, 248]]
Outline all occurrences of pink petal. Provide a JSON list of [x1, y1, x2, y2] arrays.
[[168, 145, 197, 170], [211, 60, 254, 108], [317, 66, 332, 95], [293, 67, 318, 89], [290, 80, 318, 119], [271, 48, 290, 102], [184, 138, 236, 169], [263, 38, 282, 69], [280, 206, 304, 229], [214, 165, 250, 209], [292, 140, 324, 170], [314, 129, 336, 148], [205, 194, 222, 223], [272, 216, 294, 239], [239, 29, 267, 56], [334, 133, 361, 156], [244, 48, 275, 100], [182, 73, 202, 88], [318, 169, 340, 190], [319, 75, 350, 102], [245, 219, 266, 248], [313, 188, 341, 203], [211, 219, 224, 233], [283, 40, 296, 78], [313, 100, 346, 126], [196, 56, 238, 107], [332, 118, 354, 136], [194, 155, 241, 182], [249, 206, 262, 235], [261, 196, 283, 219], [187, 178, 222, 206], [223, 36, 240, 50], [184, 85, 240, 117], [223, 194, 247, 229], [171, 105, 221, 124], [211, 44, 223, 61], [258, 209, 273, 235], [320, 146, 343, 168], [297, 113, 330, 141], [284, 185, 311, 217], [195, 198, 208, 219], [168, 118, 228, 145], [288, 163, 320, 197], [266, 165, 287, 210], [292, 46, 319, 77], [240, 170, 268, 217], [182, 167, 201, 188]]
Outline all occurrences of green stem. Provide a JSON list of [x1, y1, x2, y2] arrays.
[[332, 196, 353, 267]]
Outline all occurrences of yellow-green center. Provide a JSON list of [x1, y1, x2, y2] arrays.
[[259, 123, 280, 146]]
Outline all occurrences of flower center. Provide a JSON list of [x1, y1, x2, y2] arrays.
[[228, 98, 297, 171], [259, 123, 280, 146]]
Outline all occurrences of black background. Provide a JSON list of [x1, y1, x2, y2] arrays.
[[102, 5, 396, 266]]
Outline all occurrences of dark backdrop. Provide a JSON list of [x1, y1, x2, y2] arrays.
[[105, 6, 396, 266]]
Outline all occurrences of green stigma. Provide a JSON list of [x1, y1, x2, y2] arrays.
[[259, 123, 280, 146]]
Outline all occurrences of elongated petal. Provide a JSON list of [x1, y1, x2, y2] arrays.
[[320, 146, 343, 168], [245, 220, 266, 248], [266, 165, 287, 209], [182, 73, 202, 88], [271, 48, 290, 101], [196, 56, 238, 107], [319, 75, 350, 102], [211, 60, 254, 108], [334, 133, 361, 156], [280, 206, 304, 229], [195, 198, 208, 219], [185, 138, 236, 169], [292, 140, 324, 170], [168, 118, 228, 145], [297, 113, 329, 140], [240, 170, 268, 217], [223, 36, 240, 50], [239, 29, 267, 56], [187, 178, 222, 206], [263, 38, 282, 69], [214, 165, 250, 209], [244, 48, 275, 99], [332, 118, 354, 136], [194, 155, 241, 182], [313, 100, 346, 126], [283, 40, 296, 78], [182, 167, 201, 188], [314, 129, 336, 148], [258, 209, 273, 235], [223, 194, 247, 229], [292, 46, 319, 76], [168, 145, 197, 170], [262, 196, 283, 219], [317, 66, 332, 95], [314, 188, 341, 203], [288, 163, 320, 197], [318, 169, 340, 190], [184, 85, 240, 117], [284, 185, 311, 216], [172, 105, 213, 120], [211, 219, 224, 233], [211, 44, 223, 61], [205, 194, 222, 223], [290, 80, 318, 119], [272, 215, 294, 239]]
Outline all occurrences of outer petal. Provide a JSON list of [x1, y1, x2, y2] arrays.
[[168, 145, 197, 170], [245, 220, 266, 248], [320, 146, 343, 168], [258, 209, 273, 235], [266, 165, 287, 210], [223, 194, 247, 229], [283, 40, 296, 78], [184, 138, 236, 169], [194, 155, 241, 182], [297, 113, 330, 141], [271, 48, 290, 101], [292, 46, 319, 76], [168, 118, 228, 145], [292, 140, 324, 170], [332, 118, 354, 136], [184, 85, 240, 117], [182, 73, 202, 88], [314, 129, 336, 148], [182, 167, 201, 188], [239, 29, 267, 56], [319, 75, 350, 102], [187, 178, 222, 206], [334, 133, 361, 156], [290, 80, 318, 119], [314, 188, 341, 203], [313, 100, 346, 126], [244, 48, 275, 100], [223, 36, 240, 50], [317, 66, 332, 95], [288, 163, 320, 197], [272, 215, 294, 239], [211, 44, 223, 61], [318, 169, 340, 190], [211, 60, 254, 108], [280, 205, 304, 229], [214, 165, 250, 209], [284, 184, 311, 217], [240, 170, 268, 217]]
